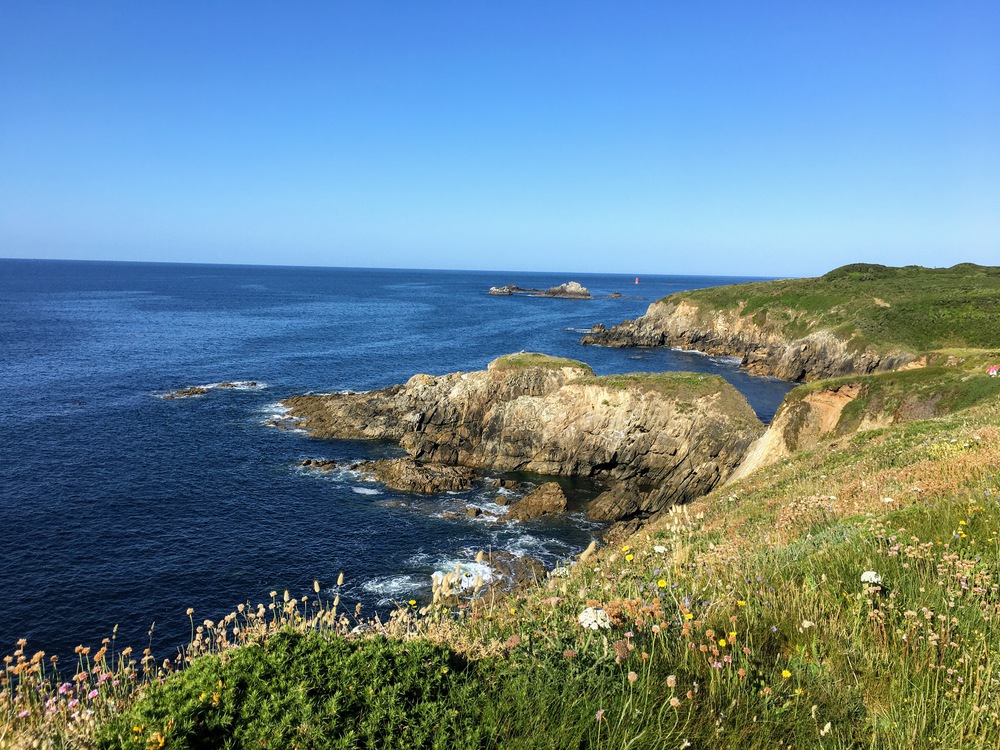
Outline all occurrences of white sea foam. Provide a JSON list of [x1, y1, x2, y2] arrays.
[[361, 574, 425, 604], [431, 560, 494, 591], [260, 401, 305, 431], [352, 487, 382, 496]]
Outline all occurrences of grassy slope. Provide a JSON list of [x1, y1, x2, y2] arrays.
[[68, 393, 999, 749], [660, 263, 1000, 354]]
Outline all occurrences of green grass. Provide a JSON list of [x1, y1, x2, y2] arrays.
[[7, 355, 1000, 749], [489, 353, 592, 372], [656, 262, 1000, 353]]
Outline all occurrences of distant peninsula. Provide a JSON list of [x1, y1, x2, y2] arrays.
[[582, 262, 1000, 381]]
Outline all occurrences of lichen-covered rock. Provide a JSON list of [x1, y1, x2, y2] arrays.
[[282, 353, 763, 522]]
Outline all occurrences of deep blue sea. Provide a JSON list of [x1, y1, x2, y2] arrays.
[[0, 259, 795, 660]]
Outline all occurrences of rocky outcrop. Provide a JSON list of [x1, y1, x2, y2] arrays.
[[282, 353, 764, 522], [581, 298, 913, 381], [506, 482, 568, 521], [543, 281, 590, 298], [488, 282, 591, 299], [300, 457, 474, 494]]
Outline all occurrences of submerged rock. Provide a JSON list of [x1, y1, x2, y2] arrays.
[[163, 386, 210, 399], [283, 353, 763, 522]]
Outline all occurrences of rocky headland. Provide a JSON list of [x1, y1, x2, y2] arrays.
[[581, 264, 1000, 382], [581, 299, 913, 382], [281, 353, 763, 523]]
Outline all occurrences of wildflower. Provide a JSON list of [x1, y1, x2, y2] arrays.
[[408, 600, 417, 606], [718, 638, 727, 647], [801, 620, 815, 629], [628, 671, 638, 683], [684, 613, 693, 620], [658, 579, 667, 588], [595, 709, 606, 721], [666, 674, 676, 688], [670, 696, 681, 708], [653, 545, 667, 553], [782, 669, 792, 679], [88, 689, 99, 699], [578, 606, 612, 630], [625, 554, 634, 562], [18, 710, 29, 718], [737, 600, 746, 606], [860, 570, 882, 585], [621, 545, 630, 553]]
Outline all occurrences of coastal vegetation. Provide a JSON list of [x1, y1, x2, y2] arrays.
[[666, 263, 1000, 353], [6, 382, 999, 748], [5, 265, 1000, 748]]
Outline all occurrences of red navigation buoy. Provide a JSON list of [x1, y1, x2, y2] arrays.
[[634, 277, 639, 284]]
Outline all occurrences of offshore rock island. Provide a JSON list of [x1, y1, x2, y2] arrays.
[[282, 353, 763, 524]]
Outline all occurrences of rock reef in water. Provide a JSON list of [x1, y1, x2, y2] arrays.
[[282, 353, 763, 522], [581, 298, 912, 381], [489, 282, 591, 299], [300, 457, 474, 494]]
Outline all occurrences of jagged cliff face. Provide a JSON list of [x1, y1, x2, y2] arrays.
[[582, 298, 914, 382], [283, 354, 764, 521]]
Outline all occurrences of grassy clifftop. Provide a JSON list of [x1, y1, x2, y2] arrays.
[[662, 262, 1000, 353]]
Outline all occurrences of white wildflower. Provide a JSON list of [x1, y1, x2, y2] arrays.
[[578, 606, 612, 630], [821, 721, 832, 736], [653, 545, 667, 554], [860, 570, 883, 585], [801, 620, 815, 629]]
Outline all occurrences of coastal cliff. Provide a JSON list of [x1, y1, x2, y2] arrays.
[[729, 358, 1000, 481], [581, 298, 914, 381], [283, 353, 763, 521], [582, 263, 1000, 381]]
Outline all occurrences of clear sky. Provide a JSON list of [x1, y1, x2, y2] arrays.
[[1, 2, 997, 277]]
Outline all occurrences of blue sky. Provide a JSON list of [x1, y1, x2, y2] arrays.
[[1, 2, 997, 276]]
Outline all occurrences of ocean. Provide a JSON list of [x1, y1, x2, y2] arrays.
[[0, 259, 795, 660]]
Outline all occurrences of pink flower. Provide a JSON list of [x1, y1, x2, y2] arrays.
[[88, 689, 99, 699], [595, 709, 606, 721], [58, 682, 73, 695], [18, 710, 30, 718]]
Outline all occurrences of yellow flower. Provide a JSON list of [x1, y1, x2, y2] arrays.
[[408, 600, 417, 606], [684, 613, 693, 620], [621, 545, 630, 553], [718, 639, 727, 647], [737, 600, 746, 607], [625, 554, 634, 562], [782, 669, 792, 679], [509, 608, 517, 615], [657, 579, 667, 588]]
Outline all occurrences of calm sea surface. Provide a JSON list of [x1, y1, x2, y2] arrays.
[[0, 259, 795, 659]]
